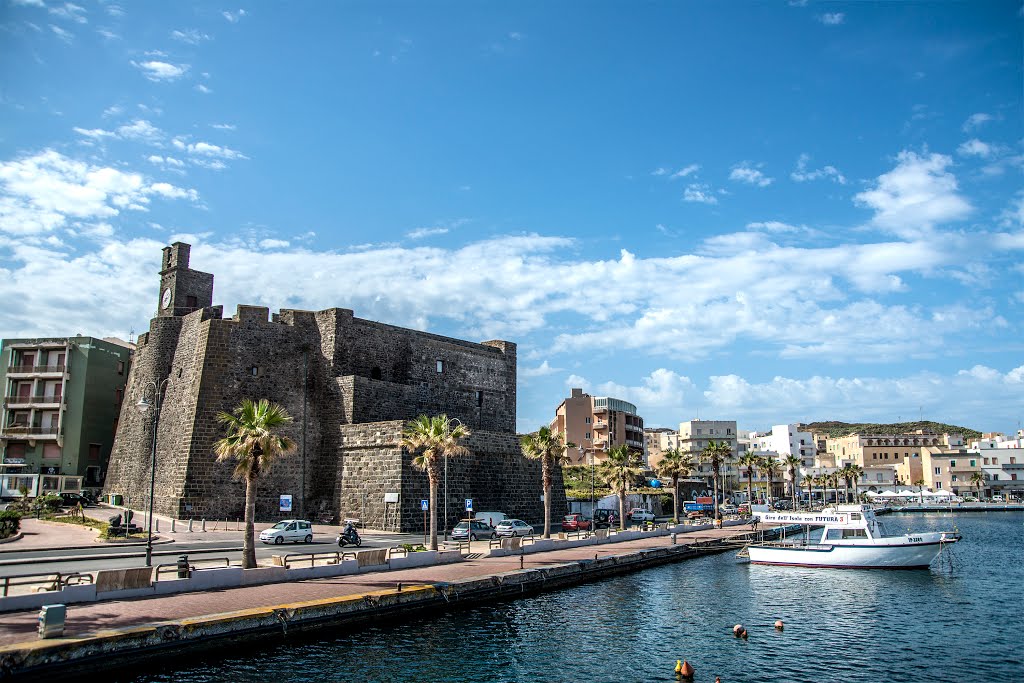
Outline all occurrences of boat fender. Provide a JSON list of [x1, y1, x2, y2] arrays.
[[741, 629, 748, 639], [732, 624, 744, 637], [774, 620, 784, 631]]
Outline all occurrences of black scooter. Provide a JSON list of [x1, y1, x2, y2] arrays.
[[337, 520, 362, 547]]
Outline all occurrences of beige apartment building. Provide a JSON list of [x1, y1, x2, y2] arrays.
[[551, 388, 645, 465], [826, 430, 961, 469], [917, 447, 981, 495]]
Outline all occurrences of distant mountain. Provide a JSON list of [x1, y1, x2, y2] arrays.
[[800, 420, 982, 442]]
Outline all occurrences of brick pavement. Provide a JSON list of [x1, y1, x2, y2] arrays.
[[0, 524, 754, 647]]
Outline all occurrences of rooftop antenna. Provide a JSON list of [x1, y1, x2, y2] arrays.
[[129, 327, 135, 345]]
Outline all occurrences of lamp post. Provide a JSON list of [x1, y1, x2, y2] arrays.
[[136, 378, 169, 567]]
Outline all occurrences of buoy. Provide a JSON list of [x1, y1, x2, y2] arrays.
[[775, 619, 784, 631], [715, 678, 722, 683], [677, 660, 694, 679], [675, 660, 682, 674], [740, 629, 748, 639], [733, 623, 744, 637]]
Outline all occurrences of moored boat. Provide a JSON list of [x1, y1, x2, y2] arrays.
[[746, 504, 960, 569]]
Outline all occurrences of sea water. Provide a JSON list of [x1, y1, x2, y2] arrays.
[[116, 512, 1023, 683]]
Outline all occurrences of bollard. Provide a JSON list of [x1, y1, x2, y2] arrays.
[[201, 518, 206, 532], [188, 518, 193, 532], [155, 519, 160, 532], [171, 519, 176, 532], [176, 554, 190, 579], [671, 532, 678, 545]]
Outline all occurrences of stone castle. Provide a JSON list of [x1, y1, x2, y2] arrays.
[[103, 243, 564, 530]]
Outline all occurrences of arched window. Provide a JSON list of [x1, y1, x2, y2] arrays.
[[370, 367, 382, 380]]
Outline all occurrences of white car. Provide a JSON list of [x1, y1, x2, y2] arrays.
[[628, 508, 655, 523], [719, 504, 738, 515], [259, 519, 314, 545], [495, 519, 534, 537]]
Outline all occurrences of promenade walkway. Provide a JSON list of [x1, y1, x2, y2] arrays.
[[0, 523, 753, 648]]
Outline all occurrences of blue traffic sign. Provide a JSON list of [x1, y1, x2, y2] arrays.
[[421, 499, 429, 511], [465, 498, 473, 511]]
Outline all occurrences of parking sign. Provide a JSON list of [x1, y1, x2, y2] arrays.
[[421, 499, 429, 511], [465, 498, 473, 512]]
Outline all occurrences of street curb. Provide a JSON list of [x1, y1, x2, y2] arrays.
[[0, 537, 176, 557]]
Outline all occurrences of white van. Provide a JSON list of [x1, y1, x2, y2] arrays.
[[474, 511, 506, 528], [259, 519, 314, 544]]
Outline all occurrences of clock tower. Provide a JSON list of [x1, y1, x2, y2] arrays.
[[157, 242, 214, 317]]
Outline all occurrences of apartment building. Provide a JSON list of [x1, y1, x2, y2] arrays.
[[0, 336, 132, 498], [826, 430, 961, 469], [658, 419, 739, 495], [920, 447, 981, 496], [551, 388, 645, 465]]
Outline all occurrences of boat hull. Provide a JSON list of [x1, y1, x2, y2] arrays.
[[747, 538, 955, 569]]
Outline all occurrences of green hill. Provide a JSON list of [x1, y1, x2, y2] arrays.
[[801, 420, 982, 442]]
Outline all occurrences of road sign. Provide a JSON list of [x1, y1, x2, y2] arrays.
[[421, 499, 429, 511], [465, 498, 473, 512], [279, 494, 293, 513]]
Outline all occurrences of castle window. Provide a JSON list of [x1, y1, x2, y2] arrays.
[[371, 367, 382, 380], [117, 361, 125, 375], [250, 366, 259, 377], [476, 390, 484, 407], [436, 360, 444, 373], [186, 295, 197, 309]]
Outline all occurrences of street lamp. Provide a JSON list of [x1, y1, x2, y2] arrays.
[[136, 378, 169, 567]]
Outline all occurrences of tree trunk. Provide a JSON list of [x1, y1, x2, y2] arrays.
[[618, 486, 626, 530], [542, 456, 551, 539], [242, 475, 258, 569], [713, 469, 720, 522], [428, 459, 439, 551], [672, 475, 679, 523]]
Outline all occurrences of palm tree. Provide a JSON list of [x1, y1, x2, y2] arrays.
[[656, 448, 694, 523], [214, 399, 297, 569], [969, 471, 984, 502], [844, 464, 864, 503], [914, 478, 926, 505], [760, 456, 781, 505], [804, 472, 815, 510], [400, 414, 472, 550], [783, 455, 801, 509], [813, 473, 828, 507], [700, 440, 732, 523], [738, 453, 760, 510], [520, 426, 572, 538], [826, 471, 841, 504], [597, 444, 642, 530]]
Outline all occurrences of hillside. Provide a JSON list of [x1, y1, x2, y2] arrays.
[[801, 420, 982, 442]]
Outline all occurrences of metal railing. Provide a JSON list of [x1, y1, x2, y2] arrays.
[[6, 364, 66, 374], [277, 551, 355, 568], [2, 394, 63, 407], [1, 424, 60, 435], [1, 571, 93, 597], [154, 557, 235, 581]]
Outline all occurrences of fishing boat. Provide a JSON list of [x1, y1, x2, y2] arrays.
[[745, 504, 960, 569]]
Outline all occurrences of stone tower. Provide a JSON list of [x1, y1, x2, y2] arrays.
[[157, 242, 214, 317]]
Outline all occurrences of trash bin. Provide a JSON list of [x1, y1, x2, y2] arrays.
[[176, 555, 191, 579], [111, 494, 123, 506]]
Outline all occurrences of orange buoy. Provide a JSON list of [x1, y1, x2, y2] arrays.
[[775, 619, 784, 631], [715, 678, 722, 683], [678, 659, 694, 679], [740, 629, 748, 639]]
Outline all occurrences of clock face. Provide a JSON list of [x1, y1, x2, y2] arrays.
[[162, 288, 172, 309]]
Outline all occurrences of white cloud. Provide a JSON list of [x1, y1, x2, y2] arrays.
[[131, 60, 189, 82], [791, 153, 846, 184], [407, 226, 449, 240], [683, 183, 718, 204], [259, 238, 290, 249], [102, 105, 124, 118], [210, 123, 236, 130], [520, 360, 562, 378], [195, 84, 213, 94], [72, 119, 163, 144], [962, 113, 994, 132], [593, 369, 698, 413], [957, 139, 994, 157], [49, 2, 87, 23], [730, 163, 774, 187], [818, 12, 845, 25], [671, 164, 700, 179], [50, 24, 74, 43], [222, 9, 247, 23], [854, 151, 972, 239], [147, 155, 185, 169], [12, 0, 46, 6], [171, 138, 247, 160], [746, 220, 802, 233], [0, 150, 199, 237], [171, 29, 211, 44]]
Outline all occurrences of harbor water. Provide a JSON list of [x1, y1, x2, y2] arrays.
[[115, 512, 1023, 683]]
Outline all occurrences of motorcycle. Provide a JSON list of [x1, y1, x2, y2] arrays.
[[337, 520, 362, 547]]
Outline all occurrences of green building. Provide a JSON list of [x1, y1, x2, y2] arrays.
[[0, 336, 132, 498]]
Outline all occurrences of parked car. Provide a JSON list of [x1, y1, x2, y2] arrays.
[[259, 519, 314, 544], [772, 500, 793, 510], [451, 520, 496, 541], [991, 495, 1005, 502], [628, 508, 655, 523], [495, 519, 534, 537], [962, 496, 978, 502], [719, 503, 738, 515], [561, 513, 593, 532], [59, 492, 93, 508], [592, 509, 619, 529]]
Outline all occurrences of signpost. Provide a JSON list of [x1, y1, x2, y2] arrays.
[[465, 499, 473, 547], [421, 499, 429, 545]]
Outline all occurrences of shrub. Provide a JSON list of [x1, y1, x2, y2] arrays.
[[0, 510, 21, 539], [33, 494, 63, 514]]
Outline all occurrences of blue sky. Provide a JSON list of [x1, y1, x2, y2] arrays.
[[1, 1, 1022, 435]]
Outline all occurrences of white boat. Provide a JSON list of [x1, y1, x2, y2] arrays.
[[746, 504, 960, 569]]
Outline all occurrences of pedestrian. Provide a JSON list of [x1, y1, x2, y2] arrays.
[[750, 516, 759, 532]]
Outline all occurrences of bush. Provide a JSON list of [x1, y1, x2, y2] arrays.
[[33, 494, 63, 514], [0, 510, 21, 539]]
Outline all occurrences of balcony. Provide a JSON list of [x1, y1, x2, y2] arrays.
[[592, 420, 608, 430], [3, 394, 64, 408], [0, 424, 60, 438], [6, 364, 66, 376]]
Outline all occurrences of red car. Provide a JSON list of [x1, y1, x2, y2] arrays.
[[561, 513, 593, 532]]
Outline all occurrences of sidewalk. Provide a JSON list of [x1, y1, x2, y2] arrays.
[[0, 523, 752, 647]]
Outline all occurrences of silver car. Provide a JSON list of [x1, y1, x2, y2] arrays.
[[451, 520, 496, 541], [495, 519, 534, 537]]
